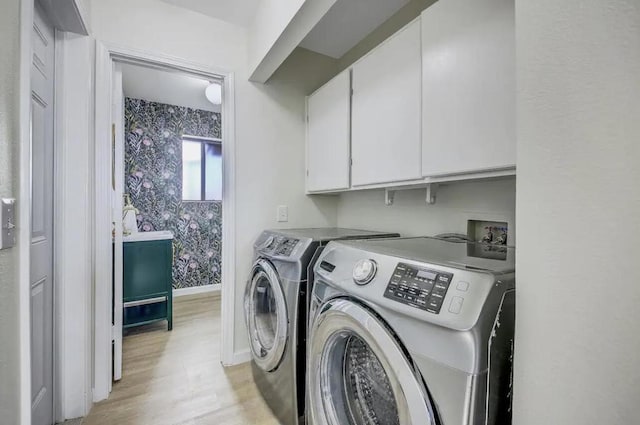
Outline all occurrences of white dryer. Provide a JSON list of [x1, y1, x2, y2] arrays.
[[307, 237, 515, 425]]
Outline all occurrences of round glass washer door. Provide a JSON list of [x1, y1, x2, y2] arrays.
[[244, 259, 288, 372], [308, 299, 436, 425]]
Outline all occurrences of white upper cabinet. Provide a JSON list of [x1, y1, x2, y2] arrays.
[[351, 19, 422, 187], [306, 70, 352, 193], [421, 0, 516, 176]]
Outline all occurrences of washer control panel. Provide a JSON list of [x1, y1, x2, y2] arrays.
[[384, 263, 453, 314]]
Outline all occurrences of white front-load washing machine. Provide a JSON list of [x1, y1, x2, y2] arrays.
[[243, 228, 399, 425], [307, 236, 515, 425]]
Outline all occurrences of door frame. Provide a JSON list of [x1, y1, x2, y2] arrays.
[[17, 0, 35, 423], [92, 41, 238, 401], [18, 1, 77, 424]]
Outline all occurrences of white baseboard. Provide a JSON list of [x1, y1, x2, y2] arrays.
[[173, 284, 221, 298], [84, 387, 93, 417], [223, 349, 251, 366]]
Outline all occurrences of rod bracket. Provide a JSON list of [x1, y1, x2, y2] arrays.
[[384, 189, 395, 206], [426, 183, 438, 205]]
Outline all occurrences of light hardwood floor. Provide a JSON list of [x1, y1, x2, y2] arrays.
[[83, 294, 280, 425]]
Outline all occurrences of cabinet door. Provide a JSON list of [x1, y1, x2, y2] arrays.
[[421, 0, 516, 176], [351, 19, 422, 187], [306, 70, 351, 192], [123, 240, 172, 300]]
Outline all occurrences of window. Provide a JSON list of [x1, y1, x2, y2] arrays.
[[182, 136, 222, 201]]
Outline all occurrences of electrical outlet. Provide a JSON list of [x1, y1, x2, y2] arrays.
[[277, 205, 288, 223]]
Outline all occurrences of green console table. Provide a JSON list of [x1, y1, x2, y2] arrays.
[[123, 231, 174, 330]]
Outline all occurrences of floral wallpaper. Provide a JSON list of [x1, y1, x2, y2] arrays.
[[124, 98, 222, 289]]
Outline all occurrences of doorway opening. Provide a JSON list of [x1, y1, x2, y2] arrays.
[[93, 44, 238, 404], [114, 60, 224, 378]]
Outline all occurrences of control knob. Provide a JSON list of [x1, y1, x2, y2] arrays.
[[259, 236, 275, 251], [353, 259, 377, 285]]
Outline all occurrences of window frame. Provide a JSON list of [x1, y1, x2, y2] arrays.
[[182, 134, 222, 202]]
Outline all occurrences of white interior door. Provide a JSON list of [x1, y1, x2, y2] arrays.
[[112, 63, 125, 382], [31, 4, 55, 424]]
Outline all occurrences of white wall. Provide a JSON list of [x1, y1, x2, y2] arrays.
[[514, 1, 640, 424], [75, 0, 91, 31], [335, 0, 435, 71], [234, 47, 339, 351], [121, 63, 221, 113], [248, 0, 305, 72], [248, 0, 338, 82], [0, 0, 22, 423], [89, 0, 339, 354], [336, 178, 516, 241]]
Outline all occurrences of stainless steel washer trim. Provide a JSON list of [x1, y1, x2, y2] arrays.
[[307, 298, 436, 425], [244, 259, 288, 372]]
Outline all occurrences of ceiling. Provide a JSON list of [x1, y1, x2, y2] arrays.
[[299, 0, 411, 58], [121, 63, 221, 113], [155, 0, 412, 61], [157, 0, 260, 27]]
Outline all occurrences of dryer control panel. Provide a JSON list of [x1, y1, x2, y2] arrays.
[[275, 237, 299, 256], [384, 263, 453, 314], [262, 235, 300, 257]]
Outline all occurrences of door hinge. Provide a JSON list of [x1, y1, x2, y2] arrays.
[[306, 169, 309, 177], [111, 123, 116, 190]]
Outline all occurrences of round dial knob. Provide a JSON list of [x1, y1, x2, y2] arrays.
[[353, 259, 377, 285], [260, 236, 275, 250]]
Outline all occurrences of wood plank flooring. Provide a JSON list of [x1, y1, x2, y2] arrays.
[[83, 294, 280, 425]]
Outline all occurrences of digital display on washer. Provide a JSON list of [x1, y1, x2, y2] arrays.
[[384, 263, 453, 314], [417, 270, 437, 281]]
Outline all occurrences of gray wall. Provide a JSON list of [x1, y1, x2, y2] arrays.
[[0, 0, 22, 422], [514, 1, 640, 424]]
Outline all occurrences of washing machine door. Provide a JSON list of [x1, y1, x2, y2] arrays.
[[308, 298, 436, 425], [244, 259, 288, 372]]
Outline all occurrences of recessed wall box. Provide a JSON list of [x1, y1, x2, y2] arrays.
[[467, 219, 508, 260]]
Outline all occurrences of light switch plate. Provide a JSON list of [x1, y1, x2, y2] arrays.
[[277, 205, 288, 222], [1, 198, 17, 250]]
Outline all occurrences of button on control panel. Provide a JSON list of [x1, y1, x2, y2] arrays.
[[384, 263, 453, 314], [456, 281, 469, 292], [448, 296, 464, 314]]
